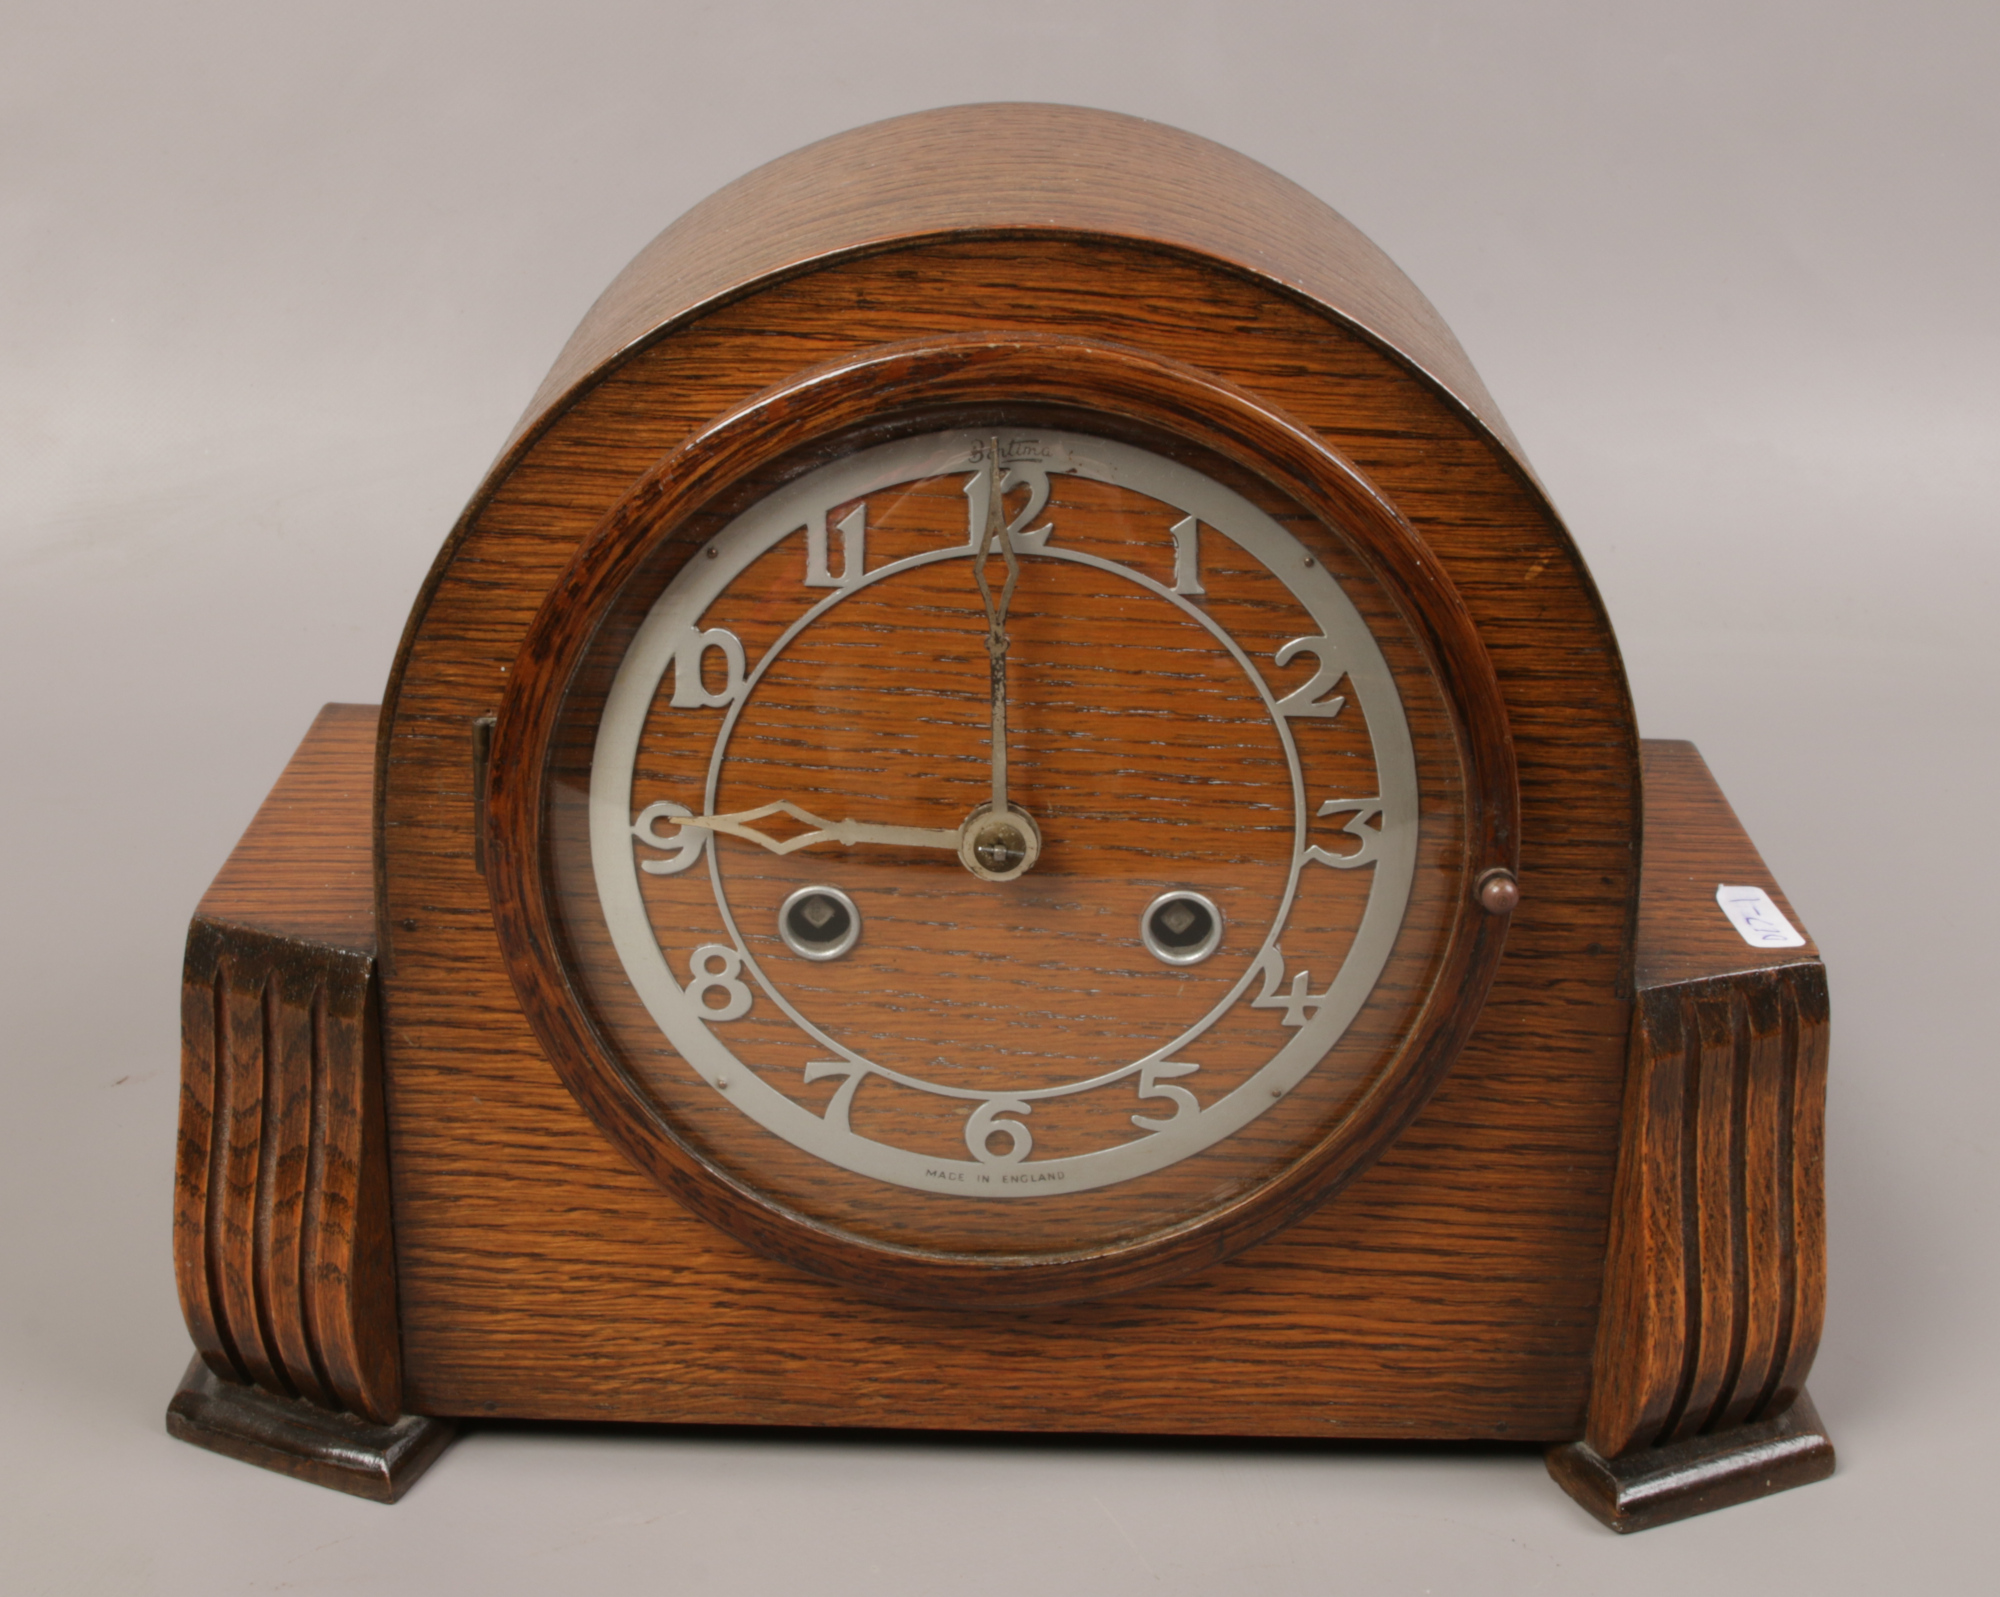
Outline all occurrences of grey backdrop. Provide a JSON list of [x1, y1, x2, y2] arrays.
[[4, 2, 1994, 1591]]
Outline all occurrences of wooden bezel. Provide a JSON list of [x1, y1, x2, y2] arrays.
[[486, 332, 1518, 1308]]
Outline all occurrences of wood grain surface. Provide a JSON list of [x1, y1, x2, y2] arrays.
[[504, 104, 1532, 476], [200, 701, 377, 951], [371, 111, 1642, 1436], [1583, 741, 1827, 1459], [196, 713, 1831, 1454], [1633, 740, 1820, 988], [174, 704, 402, 1423]]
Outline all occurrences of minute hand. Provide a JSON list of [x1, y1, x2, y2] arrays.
[[972, 441, 1020, 821], [676, 801, 961, 856]]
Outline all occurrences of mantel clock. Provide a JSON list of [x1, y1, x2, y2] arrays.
[[166, 105, 1832, 1531]]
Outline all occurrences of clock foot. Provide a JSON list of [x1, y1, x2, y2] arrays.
[[1545, 1390, 1833, 1532], [166, 1356, 458, 1503]]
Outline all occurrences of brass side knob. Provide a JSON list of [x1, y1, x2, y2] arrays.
[[1476, 867, 1520, 915]]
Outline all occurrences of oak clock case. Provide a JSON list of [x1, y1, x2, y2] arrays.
[[487, 339, 1516, 1307], [167, 103, 1832, 1530]]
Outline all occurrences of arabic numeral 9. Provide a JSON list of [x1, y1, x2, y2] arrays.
[[632, 801, 707, 875]]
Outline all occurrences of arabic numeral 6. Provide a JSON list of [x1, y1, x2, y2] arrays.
[[965, 1097, 1034, 1164]]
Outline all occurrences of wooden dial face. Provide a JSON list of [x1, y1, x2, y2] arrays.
[[493, 339, 1515, 1306]]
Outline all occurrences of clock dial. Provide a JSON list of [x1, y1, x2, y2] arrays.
[[493, 336, 1515, 1304], [593, 425, 1420, 1194]]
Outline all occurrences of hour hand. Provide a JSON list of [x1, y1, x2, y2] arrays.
[[677, 801, 962, 855]]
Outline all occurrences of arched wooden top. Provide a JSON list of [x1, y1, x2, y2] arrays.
[[373, 112, 1643, 1409], [506, 103, 1532, 478]]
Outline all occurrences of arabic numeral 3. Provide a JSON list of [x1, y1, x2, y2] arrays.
[[1304, 798, 1384, 869], [685, 944, 752, 1021]]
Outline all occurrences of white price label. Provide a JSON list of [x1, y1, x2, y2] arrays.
[[1715, 884, 1806, 950]]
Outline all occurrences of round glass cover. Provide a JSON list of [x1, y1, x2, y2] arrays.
[[512, 394, 1497, 1297]]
